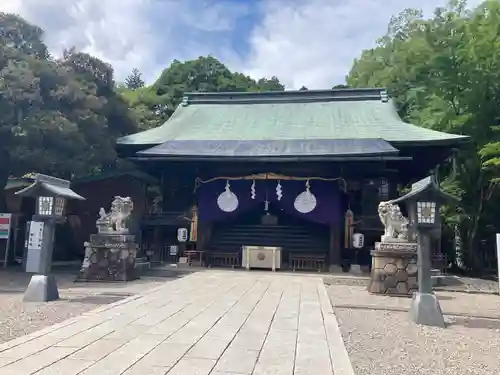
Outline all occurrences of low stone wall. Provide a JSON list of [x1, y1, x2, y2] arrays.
[[76, 234, 137, 282], [367, 242, 418, 297]]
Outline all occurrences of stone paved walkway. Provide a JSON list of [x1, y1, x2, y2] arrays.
[[0, 271, 353, 375]]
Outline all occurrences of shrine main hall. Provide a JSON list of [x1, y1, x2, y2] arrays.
[[116, 88, 468, 271]]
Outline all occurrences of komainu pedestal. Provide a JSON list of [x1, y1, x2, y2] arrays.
[[77, 234, 137, 281], [77, 196, 137, 282], [368, 241, 418, 297]]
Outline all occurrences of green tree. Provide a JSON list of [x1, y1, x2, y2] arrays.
[[125, 68, 145, 90], [0, 13, 50, 209], [347, 0, 500, 272], [0, 13, 139, 210], [256, 77, 285, 91], [0, 13, 48, 58], [118, 56, 285, 131], [154, 56, 285, 110], [117, 85, 169, 131]]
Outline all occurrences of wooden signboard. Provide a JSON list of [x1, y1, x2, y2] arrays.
[[0, 214, 12, 268]]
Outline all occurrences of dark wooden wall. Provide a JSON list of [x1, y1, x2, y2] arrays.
[[64, 175, 149, 258]]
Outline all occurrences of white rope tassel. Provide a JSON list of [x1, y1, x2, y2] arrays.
[[305, 179, 311, 196], [276, 181, 283, 200], [251, 180, 256, 199]]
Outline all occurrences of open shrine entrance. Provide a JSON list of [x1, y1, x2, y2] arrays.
[[194, 173, 344, 271]]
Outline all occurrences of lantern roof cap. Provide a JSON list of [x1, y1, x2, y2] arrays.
[[390, 176, 459, 204], [15, 174, 85, 200]]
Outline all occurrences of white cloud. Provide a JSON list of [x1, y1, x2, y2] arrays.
[[1, 0, 159, 80], [0, 0, 486, 89], [242, 0, 484, 89], [0, 0, 249, 83]]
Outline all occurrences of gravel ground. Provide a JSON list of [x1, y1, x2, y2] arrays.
[[328, 284, 500, 375], [324, 275, 499, 294], [0, 270, 169, 344]]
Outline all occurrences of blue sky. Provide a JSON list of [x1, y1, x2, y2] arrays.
[[1, 0, 484, 89]]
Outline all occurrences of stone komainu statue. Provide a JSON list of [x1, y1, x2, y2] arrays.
[[97, 196, 134, 233], [377, 201, 409, 242]]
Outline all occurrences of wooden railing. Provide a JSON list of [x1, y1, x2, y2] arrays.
[[432, 253, 449, 274], [141, 211, 186, 226], [353, 215, 383, 231], [289, 253, 326, 272], [207, 252, 240, 268], [140, 243, 171, 263], [185, 250, 205, 267]]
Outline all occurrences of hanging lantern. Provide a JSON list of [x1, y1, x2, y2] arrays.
[[177, 228, 188, 243], [353, 233, 364, 249]]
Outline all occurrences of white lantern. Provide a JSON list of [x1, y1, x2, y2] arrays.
[[37, 196, 54, 216], [177, 228, 188, 243], [352, 233, 365, 249], [416, 201, 437, 225], [37, 196, 66, 217]]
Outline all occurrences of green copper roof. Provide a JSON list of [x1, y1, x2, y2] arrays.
[[117, 88, 468, 147]]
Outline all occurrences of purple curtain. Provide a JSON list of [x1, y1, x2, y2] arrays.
[[274, 180, 340, 225], [197, 179, 260, 222], [197, 179, 341, 225]]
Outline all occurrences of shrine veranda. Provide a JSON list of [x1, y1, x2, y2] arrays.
[[116, 88, 469, 271]]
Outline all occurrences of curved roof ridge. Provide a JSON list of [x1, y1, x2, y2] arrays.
[[383, 99, 467, 142], [117, 90, 469, 148], [182, 88, 387, 105]]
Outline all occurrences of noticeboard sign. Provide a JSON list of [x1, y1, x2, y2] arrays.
[[0, 214, 12, 240], [27, 221, 44, 250]]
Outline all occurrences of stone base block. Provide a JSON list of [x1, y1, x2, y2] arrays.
[[89, 233, 136, 246], [24, 274, 59, 302], [367, 241, 418, 297], [409, 292, 446, 328], [350, 264, 363, 276], [135, 257, 151, 276], [77, 237, 138, 282], [328, 265, 343, 273]]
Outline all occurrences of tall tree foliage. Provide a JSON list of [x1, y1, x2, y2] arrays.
[[153, 56, 284, 114], [118, 56, 285, 130], [125, 68, 145, 90], [347, 0, 500, 272], [0, 13, 288, 195], [0, 13, 137, 208]]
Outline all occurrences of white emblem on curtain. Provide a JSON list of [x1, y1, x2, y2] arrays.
[[294, 180, 317, 214], [217, 180, 239, 212]]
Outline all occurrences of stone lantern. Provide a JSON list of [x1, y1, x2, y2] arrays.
[[390, 176, 458, 328], [16, 174, 85, 302]]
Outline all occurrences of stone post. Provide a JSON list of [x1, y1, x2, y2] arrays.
[[23, 218, 60, 302], [409, 230, 445, 328]]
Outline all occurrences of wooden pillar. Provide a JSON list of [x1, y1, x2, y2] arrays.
[[388, 179, 398, 200], [328, 223, 341, 271]]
